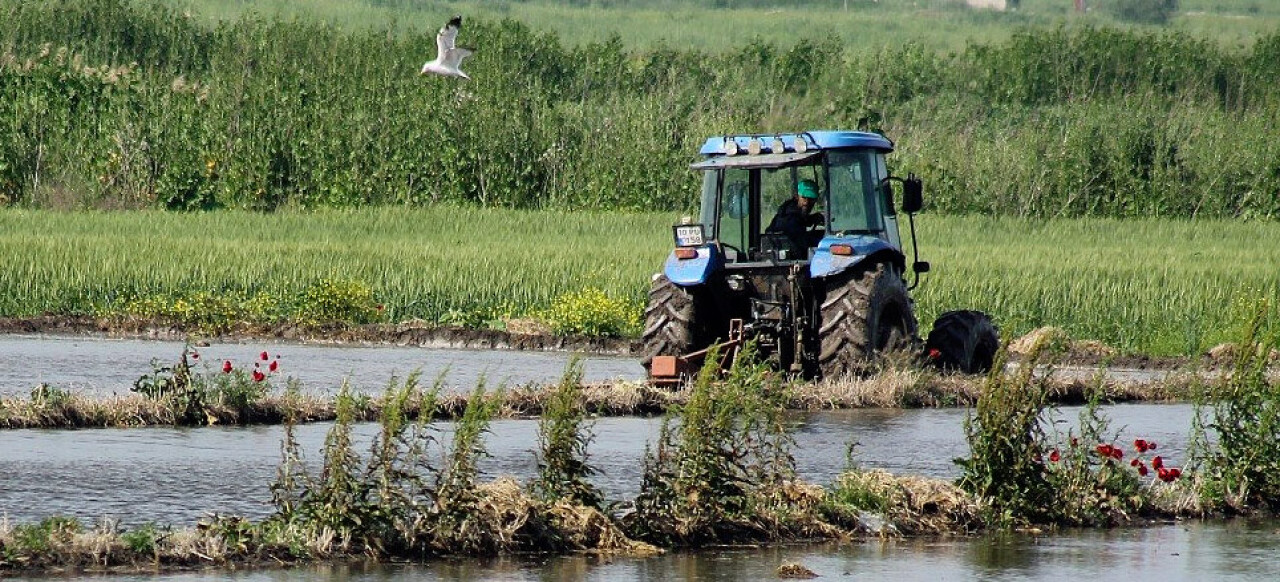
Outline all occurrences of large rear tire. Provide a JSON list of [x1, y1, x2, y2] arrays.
[[641, 274, 703, 372], [818, 263, 918, 379], [924, 310, 999, 374]]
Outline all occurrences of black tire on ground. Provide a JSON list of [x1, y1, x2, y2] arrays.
[[641, 274, 703, 372], [924, 310, 999, 374], [818, 262, 918, 379]]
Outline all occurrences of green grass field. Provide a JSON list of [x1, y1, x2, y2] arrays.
[[2, 208, 1276, 356], [162, 0, 1280, 51]]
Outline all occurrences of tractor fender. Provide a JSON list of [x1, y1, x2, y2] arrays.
[[663, 244, 723, 286], [810, 235, 905, 279]]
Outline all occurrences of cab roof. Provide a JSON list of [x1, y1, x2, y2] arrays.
[[697, 130, 894, 156]]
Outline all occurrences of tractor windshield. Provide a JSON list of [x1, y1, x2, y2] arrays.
[[826, 149, 890, 234], [697, 162, 826, 261]]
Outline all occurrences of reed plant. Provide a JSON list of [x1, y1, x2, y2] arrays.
[[1190, 299, 1280, 512], [532, 358, 604, 509], [628, 343, 812, 545], [3, 0, 1280, 218], [957, 336, 1060, 525]]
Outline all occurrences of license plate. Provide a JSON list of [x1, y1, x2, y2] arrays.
[[674, 225, 705, 247]]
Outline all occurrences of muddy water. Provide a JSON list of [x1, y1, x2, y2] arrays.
[[0, 334, 643, 397], [0, 404, 1196, 526]]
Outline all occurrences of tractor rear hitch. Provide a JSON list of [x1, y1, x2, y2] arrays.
[[647, 319, 745, 387]]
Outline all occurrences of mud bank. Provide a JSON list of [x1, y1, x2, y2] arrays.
[[0, 367, 1206, 430]]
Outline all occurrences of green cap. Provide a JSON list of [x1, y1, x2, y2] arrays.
[[797, 179, 819, 199]]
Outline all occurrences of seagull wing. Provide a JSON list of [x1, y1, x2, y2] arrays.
[[436, 15, 462, 56], [443, 47, 473, 68]]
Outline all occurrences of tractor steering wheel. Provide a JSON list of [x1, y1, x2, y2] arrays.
[[719, 242, 743, 260]]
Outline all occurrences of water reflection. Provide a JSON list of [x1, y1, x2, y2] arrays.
[[29, 521, 1278, 582]]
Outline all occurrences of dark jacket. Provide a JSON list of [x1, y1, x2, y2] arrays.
[[765, 198, 823, 251]]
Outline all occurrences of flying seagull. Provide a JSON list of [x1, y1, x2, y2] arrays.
[[420, 16, 473, 80]]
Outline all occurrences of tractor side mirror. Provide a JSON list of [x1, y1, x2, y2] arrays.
[[913, 261, 930, 274], [902, 175, 923, 214]]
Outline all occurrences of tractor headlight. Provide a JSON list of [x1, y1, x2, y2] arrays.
[[747, 138, 762, 155], [794, 138, 808, 153], [723, 139, 738, 156], [772, 137, 786, 153]]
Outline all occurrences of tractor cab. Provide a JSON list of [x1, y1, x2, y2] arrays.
[[665, 131, 924, 289], [693, 132, 902, 265]]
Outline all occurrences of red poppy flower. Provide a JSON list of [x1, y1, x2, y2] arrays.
[[222, 360, 233, 374], [1111, 447, 1124, 460], [1151, 456, 1163, 470], [927, 348, 942, 359], [1096, 444, 1112, 457], [1168, 468, 1181, 480], [191, 352, 200, 360], [1130, 458, 1141, 467], [252, 370, 266, 382], [1157, 467, 1172, 482], [1138, 464, 1149, 476], [1147, 441, 1157, 451], [1049, 449, 1060, 463], [1134, 439, 1148, 453], [269, 360, 279, 372], [260, 350, 269, 361]]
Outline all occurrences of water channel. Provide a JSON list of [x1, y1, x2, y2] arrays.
[[1, 335, 1276, 580], [0, 334, 644, 397]]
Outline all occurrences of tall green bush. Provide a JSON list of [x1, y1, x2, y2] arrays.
[[1, 0, 1279, 218]]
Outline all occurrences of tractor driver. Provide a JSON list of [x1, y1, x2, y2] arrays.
[[765, 178, 824, 252]]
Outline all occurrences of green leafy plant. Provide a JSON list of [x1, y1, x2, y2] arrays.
[[1191, 299, 1280, 511], [1105, 0, 1180, 25], [532, 358, 603, 509], [120, 523, 160, 555], [629, 342, 797, 545], [294, 278, 382, 326], [9, 516, 80, 554], [537, 288, 640, 337], [28, 384, 71, 409], [956, 337, 1059, 526]]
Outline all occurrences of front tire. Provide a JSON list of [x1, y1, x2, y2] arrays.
[[924, 310, 999, 374], [641, 275, 703, 372], [818, 263, 918, 379]]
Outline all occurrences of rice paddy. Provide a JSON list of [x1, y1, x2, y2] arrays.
[[1, 207, 1276, 356]]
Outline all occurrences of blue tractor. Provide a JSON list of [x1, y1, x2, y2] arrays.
[[643, 130, 998, 383]]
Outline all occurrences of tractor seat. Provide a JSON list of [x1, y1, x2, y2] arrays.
[[759, 232, 804, 261]]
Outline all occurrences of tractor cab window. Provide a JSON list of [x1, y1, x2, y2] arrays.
[[699, 162, 826, 262], [759, 165, 825, 236], [712, 168, 751, 258], [827, 150, 887, 234]]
